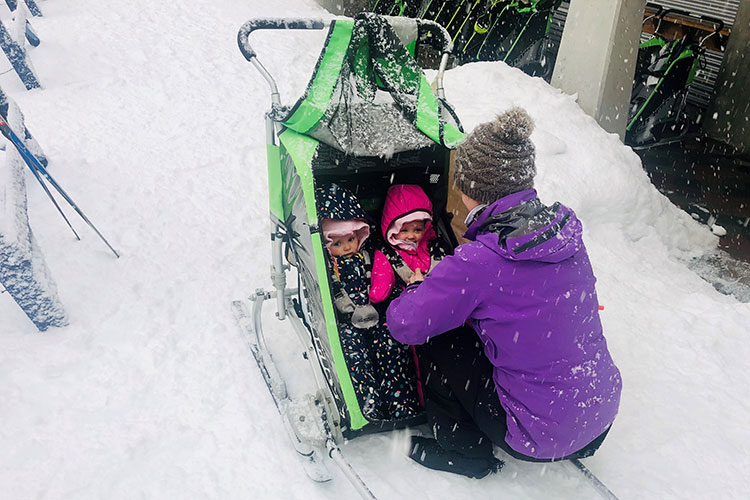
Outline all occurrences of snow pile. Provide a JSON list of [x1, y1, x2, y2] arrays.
[[442, 62, 717, 260], [1, 1, 748, 499]]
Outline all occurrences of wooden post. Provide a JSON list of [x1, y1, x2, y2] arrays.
[[0, 92, 66, 331], [0, 16, 40, 90]]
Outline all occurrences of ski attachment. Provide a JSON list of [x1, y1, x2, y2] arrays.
[[568, 458, 619, 500], [231, 292, 378, 498], [231, 298, 331, 482]]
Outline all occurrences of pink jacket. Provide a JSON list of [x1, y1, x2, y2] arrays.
[[370, 185, 437, 303]]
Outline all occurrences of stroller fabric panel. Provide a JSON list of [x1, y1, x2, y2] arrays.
[[279, 129, 370, 430], [278, 14, 465, 157]]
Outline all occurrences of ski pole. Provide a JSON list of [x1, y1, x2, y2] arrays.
[[0, 118, 120, 258], [18, 137, 120, 258], [0, 119, 81, 240]]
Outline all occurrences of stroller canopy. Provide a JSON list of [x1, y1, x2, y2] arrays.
[[275, 13, 465, 157]]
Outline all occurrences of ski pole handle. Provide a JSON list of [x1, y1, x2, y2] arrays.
[[237, 19, 326, 62]]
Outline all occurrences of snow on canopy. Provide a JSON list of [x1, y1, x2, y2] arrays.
[[273, 13, 464, 156]]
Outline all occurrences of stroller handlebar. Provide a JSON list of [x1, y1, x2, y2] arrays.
[[237, 16, 455, 104], [417, 19, 454, 55], [237, 17, 454, 62], [237, 19, 327, 62]]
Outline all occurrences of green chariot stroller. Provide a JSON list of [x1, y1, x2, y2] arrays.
[[232, 13, 465, 497]]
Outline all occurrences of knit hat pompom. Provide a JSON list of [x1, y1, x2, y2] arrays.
[[491, 107, 534, 144], [453, 107, 537, 204]]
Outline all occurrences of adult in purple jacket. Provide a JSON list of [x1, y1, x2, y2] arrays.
[[387, 108, 622, 479]]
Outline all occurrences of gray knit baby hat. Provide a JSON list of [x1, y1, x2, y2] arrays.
[[453, 107, 536, 204]]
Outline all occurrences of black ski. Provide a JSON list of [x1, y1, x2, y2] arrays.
[[231, 299, 333, 483], [569, 458, 620, 500]]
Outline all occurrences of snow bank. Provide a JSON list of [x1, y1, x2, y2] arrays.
[[442, 62, 717, 259], [1, 1, 748, 499]]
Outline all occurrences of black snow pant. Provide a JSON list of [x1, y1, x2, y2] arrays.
[[416, 325, 610, 462]]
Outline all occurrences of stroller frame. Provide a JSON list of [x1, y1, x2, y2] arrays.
[[233, 16, 457, 498]]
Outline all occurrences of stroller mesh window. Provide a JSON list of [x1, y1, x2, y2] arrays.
[[277, 14, 464, 157]]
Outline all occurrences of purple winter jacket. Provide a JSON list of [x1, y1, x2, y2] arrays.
[[386, 189, 622, 459]]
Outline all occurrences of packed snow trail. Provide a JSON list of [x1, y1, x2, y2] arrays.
[[1, 1, 749, 499], [1, 1, 340, 498]]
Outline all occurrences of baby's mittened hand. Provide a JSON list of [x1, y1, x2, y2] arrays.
[[351, 303, 379, 329], [334, 294, 356, 314]]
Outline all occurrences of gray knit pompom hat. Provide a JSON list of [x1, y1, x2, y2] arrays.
[[453, 107, 536, 204]]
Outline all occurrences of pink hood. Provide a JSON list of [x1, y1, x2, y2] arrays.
[[321, 219, 370, 251], [380, 184, 436, 255], [370, 185, 438, 304]]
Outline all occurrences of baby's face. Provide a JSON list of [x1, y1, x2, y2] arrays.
[[396, 220, 426, 244], [329, 232, 359, 258]]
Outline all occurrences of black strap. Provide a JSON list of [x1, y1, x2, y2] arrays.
[[326, 247, 373, 313], [379, 243, 413, 285]]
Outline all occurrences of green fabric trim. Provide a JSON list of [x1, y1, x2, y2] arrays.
[[279, 129, 319, 224], [310, 232, 368, 431], [282, 21, 355, 134], [266, 144, 285, 221], [278, 128, 369, 431], [405, 39, 416, 57], [415, 76, 466, 146]]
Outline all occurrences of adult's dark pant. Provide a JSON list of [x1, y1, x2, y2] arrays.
[[416, 326, 610, 462]]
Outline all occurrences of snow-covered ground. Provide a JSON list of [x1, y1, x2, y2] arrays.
[[1, 1, 749, 499]]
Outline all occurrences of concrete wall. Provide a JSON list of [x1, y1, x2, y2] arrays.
[[705, 1, 750, 152], [551, 0, 646, 140]]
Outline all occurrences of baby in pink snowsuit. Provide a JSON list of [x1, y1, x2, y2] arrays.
[[370, 184, 447, 303]]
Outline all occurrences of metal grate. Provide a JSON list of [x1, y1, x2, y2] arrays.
[[646, 0, 740, 28], [548, 0, 569, 61], [548, 1, 738, 110]]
